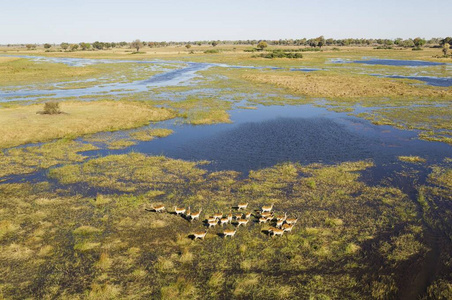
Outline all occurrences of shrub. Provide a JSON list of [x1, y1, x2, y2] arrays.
[[204, 49, 220, 54], [42, 102, 61, 115]]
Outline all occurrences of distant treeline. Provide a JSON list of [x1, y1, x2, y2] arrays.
[[5, 36, 452, 50]]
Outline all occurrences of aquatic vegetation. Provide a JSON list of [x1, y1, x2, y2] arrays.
[[416, 164, 452, 296], [2, 154, 417, 298], [0, 139, 98, 178], [0, 100, 176, 148], [130, 128, 174, 141], [398, 155, 427, 163], [357, 104, 452, 145]]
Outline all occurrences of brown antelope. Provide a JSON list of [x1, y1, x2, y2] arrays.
[[276, 212, 287, 222], [208, 219, 218, 228], [285, 217, 298, 225], [259, 217, 270, 224], [220, 218, 229, 226], [175, 206, 186, 215], [262, 204, 274, 213], [244, 212, 252, 219], [227, 213, 233, 223], [282, 223, 294, 232], [235, 213, 243, 220], [237, 203, 248, 210], [186, 206, 191, 218], [213, 213, 223, 220], [193, 230, 208, 240], [276, 219, 284, 228], [152, 205, 165, 213], [237, 218, 249, 227], [223, 229, 237, 238], [190, 209, 202, 221], [268, 227, 284, 237], [261, 212, 273, 219]]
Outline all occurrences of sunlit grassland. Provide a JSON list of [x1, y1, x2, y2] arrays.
[[243, 69, 452, 101], [0, 100, 176, 149], [0, 58, 98, 87], [0, 154, 431, 299]]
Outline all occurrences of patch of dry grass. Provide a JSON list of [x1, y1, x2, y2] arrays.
[[243, 71, 452, 100], [0, 101, 176, 148]]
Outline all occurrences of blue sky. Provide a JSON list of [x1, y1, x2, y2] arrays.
[[1, 0, 450, 43]]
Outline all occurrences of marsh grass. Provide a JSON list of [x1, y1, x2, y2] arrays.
[[0, 101, 176, 149], [130, 128, 174, 141], [0, 139, 98, 178], [398, 155, 427, 163]]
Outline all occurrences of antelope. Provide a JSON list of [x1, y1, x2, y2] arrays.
[[220, 217, 229, 226], [268, 227, 284, 237], [193, 230, 208, 240], [227, 213, 233, 223], [259, 217, 270, 224], [261, 204, 274, 213], [152, 205, 165, 213], [276, 212, 287, 222], [237, 218, 249, 227], [175, 206, 186, 215], [276, 219, 284, 228], [237, 203, 248, 210], [235, 213, 243, 220], [207, 216, 217, 223], [190, 209, 202, 221], [261, 212, 273, 219], [208, 219, 218, 228], [285, 217, 298, 225], [282, 223, 294, 232], [186, 206, 191, 218], [244, 212, 252, 219], [213, 213, 223, 220], [223, 229, 237, 238]]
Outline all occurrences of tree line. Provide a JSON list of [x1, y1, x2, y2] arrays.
[[11, 36, 452, 52]]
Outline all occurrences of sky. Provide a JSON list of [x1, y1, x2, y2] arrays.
[[1, 0, 451, 44]]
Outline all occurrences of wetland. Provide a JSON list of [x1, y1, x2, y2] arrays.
[[0, 46, 451, 299]]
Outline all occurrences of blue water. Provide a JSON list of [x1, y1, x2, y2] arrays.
[[384, 75, 452, 87], [79, 105, 452, 176], [354, 59, 447, 67]]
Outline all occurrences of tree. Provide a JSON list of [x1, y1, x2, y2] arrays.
[[79, 42, 91, 50], [25, 44, 36, 50], [256, 41, 268, 51], [60, 42, 69, 50], [131, 39, 142, 52], [440, 37, 452, 47], [44, 43, 52, 49], [413, 37, 426, 48], [443, 43, 450, 56], [92, 41, 104, 50], [315, 36, 325, 48], [211, 41, 218, 47], [185, 44, 191, 49], [70, 44, 79, 51]]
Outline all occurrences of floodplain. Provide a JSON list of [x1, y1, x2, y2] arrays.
[[0, 45, 451, 299]]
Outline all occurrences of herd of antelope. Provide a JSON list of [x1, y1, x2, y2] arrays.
[[150, 202, 297, 240]]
